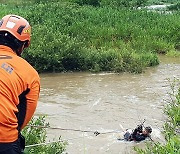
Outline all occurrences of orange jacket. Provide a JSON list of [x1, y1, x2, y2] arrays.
[[0, 45, 40, 143]]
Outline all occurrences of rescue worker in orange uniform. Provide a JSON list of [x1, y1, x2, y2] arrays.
[[0, 15, 40, 154]]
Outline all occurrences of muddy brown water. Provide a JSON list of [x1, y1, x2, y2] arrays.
[[36, 56, 180, 154]]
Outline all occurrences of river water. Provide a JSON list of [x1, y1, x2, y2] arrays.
[[36, 56, 180, 154]]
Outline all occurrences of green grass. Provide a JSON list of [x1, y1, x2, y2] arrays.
[[0, 0, 179, 73]]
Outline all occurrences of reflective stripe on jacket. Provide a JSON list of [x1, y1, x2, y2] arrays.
[[0, 45, 40, 143]]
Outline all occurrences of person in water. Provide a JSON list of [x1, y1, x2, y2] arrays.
[[124, 125, 152, 142]]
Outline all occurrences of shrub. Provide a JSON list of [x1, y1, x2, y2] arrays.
[[168, 2, 180, 11], [100, 0, 148, 8], [24, 25, 85, 72], [72, 0, 100, 6], [0, 1, 179, 73], [22, 116, 67, 154]]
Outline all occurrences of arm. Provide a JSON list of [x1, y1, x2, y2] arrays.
[[131, 125, 143, 141], [21, 79, 40, 129], [133, 133, 146, 141]]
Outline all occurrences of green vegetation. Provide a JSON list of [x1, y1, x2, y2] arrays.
[[168, 2, 180, 11], [22, 116, 67, 154], [0, 0, 179, 73], [147, 0, 180, 5], [135, 79, 180, 153], [101, 0, 149, 8]]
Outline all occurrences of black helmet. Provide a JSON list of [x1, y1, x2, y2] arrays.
[[145, 126, 152, 133]]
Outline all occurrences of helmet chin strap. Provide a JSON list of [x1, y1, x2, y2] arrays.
[[16, 43, 25, 57]]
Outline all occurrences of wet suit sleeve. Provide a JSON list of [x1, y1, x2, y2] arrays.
[[21, 79, 40, 129], [131, 126, 146, 141]]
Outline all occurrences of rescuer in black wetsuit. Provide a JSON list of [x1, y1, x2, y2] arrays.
[[124, 125, 152, 142]]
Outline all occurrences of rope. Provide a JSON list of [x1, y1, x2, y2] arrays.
[[25, 125, 122, 148], [27, 124, 122, 136], [25, 140, 62, 148], [25, 123, 154, 148]]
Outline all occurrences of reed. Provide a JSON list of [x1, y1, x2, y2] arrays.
[[0, 0, 179, 73]]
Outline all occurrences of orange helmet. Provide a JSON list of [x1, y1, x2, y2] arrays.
[[0, 14, 31, 48]]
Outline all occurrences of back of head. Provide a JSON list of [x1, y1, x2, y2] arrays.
[[145, 126, 152, 134], [0, 15, 31, 56]]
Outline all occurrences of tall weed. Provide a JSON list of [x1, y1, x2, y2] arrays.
[[22, 116, 67, 154], [135, 79, 180, 153]]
